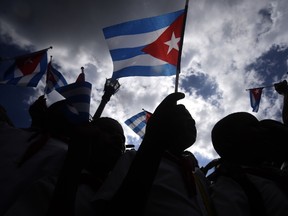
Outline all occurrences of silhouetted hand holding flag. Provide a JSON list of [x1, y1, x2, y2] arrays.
[[108, 92, 197, 216], [274, 80, 288, 95]]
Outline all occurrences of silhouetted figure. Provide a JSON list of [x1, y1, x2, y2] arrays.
[[82, 117, 126, 190], [274, 80, 288, 125], [0, 106, 33, 215], [1, 99, 81, 215], [42, 117, 126, 216], [17, 98, 80, 167], [92, 92, 213, 216], [28, 95, 48, 130], [207, 112, 288, 216]]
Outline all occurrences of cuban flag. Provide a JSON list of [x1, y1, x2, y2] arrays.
[[44, 61, 68, 94], [56, 81, 92, 122], [249, 87, 263, 112], [0, 49, 48, 87], [125, 110, 152, 139], [103, 9, 185, 79]]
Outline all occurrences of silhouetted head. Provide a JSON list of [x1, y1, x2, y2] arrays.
[[44, 99, 83, 139], [86, 117, 126, 176], [212, 112, 264, 165], [259, 119, 288, 166], [212, 112, 288, 166], [93, 117, 126, 152]]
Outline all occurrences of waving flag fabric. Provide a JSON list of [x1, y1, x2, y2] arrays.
[[0, 49, 48, 87], [103, 9, 185, 79], [125, 110, 152, 139], [249, 87, 263, 112], [56, 81, 92, 122], [45, 61, 68, 94]]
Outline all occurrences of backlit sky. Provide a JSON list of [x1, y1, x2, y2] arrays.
[[0, 0, 288, 167]]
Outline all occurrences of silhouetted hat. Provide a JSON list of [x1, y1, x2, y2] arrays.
[[212, 112, 288, 165], [259, 119, 288, 164], [92, 117, 126, 153], [211, 112, 265, 164]]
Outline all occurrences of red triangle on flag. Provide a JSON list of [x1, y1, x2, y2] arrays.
[[76, 72, 85, 83], [142, 13, 185, 66], [145, 111, 152, 123], [16, 51, 46, 76], [251, 88, 262, 100]]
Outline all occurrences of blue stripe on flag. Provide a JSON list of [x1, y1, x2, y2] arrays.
[[112, 64, 176, 79], [4, 71, 45, 87], [103, 10, 184, 38], [56, 81, 92, 122], [109, 46, 146, 61], [125, 111, 148, 139]]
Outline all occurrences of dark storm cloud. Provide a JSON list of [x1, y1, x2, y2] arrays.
[[245, 44, 288, 85], [0, 0, 184, 54], [180, 70, 219, 100]]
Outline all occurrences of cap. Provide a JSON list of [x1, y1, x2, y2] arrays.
[[211, 112, 264, 164]]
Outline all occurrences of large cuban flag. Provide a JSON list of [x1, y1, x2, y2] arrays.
[[103, 9, 185, 79]]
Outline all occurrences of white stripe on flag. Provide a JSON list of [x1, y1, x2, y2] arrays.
[[125, 111, 147, 139], [106, 27, 167, 50], [113, 55, 167, 72]]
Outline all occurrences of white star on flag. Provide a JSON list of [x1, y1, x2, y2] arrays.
[[164, 32, 180, 54]]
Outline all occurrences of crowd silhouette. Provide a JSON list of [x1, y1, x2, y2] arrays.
[[0, 80, 288, 216]]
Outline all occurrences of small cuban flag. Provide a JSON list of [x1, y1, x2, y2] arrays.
[[103, 9, 186, 79], [0, 48, 49, 87], [125, 110, 152, 139], [44, 61, 68, 94], [249, 87, 263, 112]]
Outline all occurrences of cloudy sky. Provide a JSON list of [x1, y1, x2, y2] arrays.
[[0, 0, 287, 167]]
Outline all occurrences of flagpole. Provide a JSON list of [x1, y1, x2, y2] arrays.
[[175, 0, 189, 93]]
